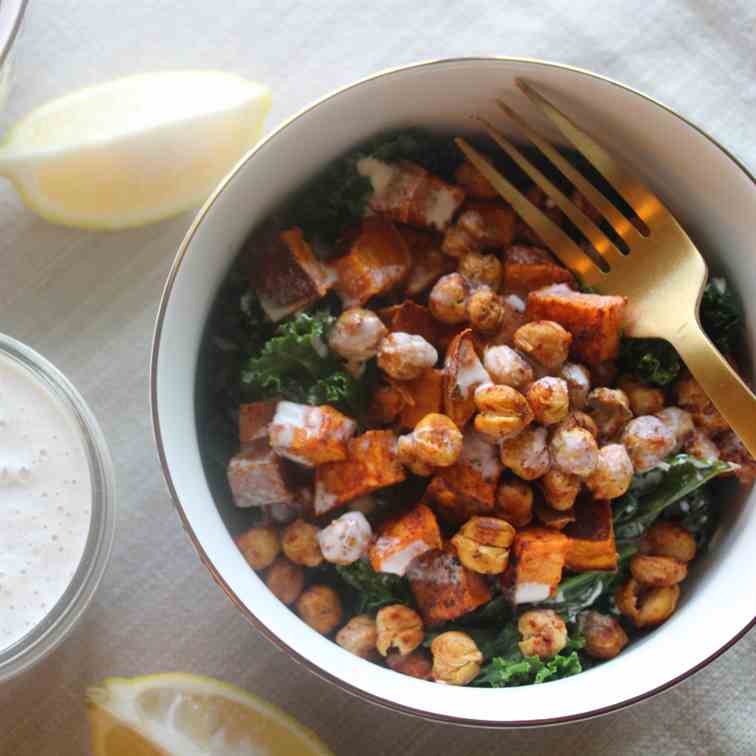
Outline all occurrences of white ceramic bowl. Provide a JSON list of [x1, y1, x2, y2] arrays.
[[151, 58, 756, 726]]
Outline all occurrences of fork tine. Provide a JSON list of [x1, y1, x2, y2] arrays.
[[517, 80, 664, 229], [454, 138, 605, 288], [479, 115, 626, 271], [496, 99, 643, 245]]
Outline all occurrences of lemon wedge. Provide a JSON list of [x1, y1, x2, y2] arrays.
[[0, 71, 271, 229], [87, 673, 333, 756]]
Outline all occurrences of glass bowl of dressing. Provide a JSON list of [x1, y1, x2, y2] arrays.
[[0, 334, 116, 682]]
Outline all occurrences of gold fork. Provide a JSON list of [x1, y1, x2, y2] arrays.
[[456, 80, 756, 457]]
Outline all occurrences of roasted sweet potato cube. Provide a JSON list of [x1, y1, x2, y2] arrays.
[[399, 227, 455, 296], [332, 217, 412, 307], [502, 527, 568, 604], [314, 430, 406, 514], [503, 245, 575, 294], [239, 401, 278, 449], [457, 202, 517, 249], [369, 502, 442, 575], [409, 544, 492, 625], [361, 158, 465, 232], [253, 227, 332, 321], [564, 498, 617, 571], [227, 439, 306, 508], [454, 160, 498, 199], [426, 429, 501, 524], [379, 300, 441, 350], [268, 402, 356, 467], [534, 500, 576, 530], [527, 283, 627, 365], [443, 329, 492, 427], [397, 368, 444, 429], [366, 384, 407, 427]]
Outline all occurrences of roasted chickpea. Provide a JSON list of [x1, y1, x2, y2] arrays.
[[296, 585, 343, 635], [335, 615, 378, 659], [513, 320, 572, 370], [718, 431, 756, 485], [683, 428, 720, 461], [630, 554, 687, 587], [430, 631, 483, 685], [467, 288, 505, 334], [377, 332, 438, 381], [586, 444, 634, 499], [622, 416, 676, 472], [441, 225, 478, 259], [500, 426, 551, 480], [237, 526, 280, 570], [328, 307, 387, 362], [454, 160, 498, 198], [615, 578, 679, 628], [579, 610, 629, 660], [399, 413, 464, 469], [560, 362, 591, 410], [587, 387, 632, 443], [396, 435, 434, 476], [558, 410, 598, 438], [265, 557, 305, 605], [617, 375, 665, 416], [549, 424, 599, 478], [527, 377, 570, 425], [451, 516, 516, 574], [429, 272, 469, 323], [473, 383, 533, 441], [483, 345, 534, 390], [459, 251, 503, 290], [540, 468, 581, 511], [317, 512, 372, 566], [376, 605, 424, 656], [495, 479, 534, 527], [518, 610, 567, 659], [675, 374, 730, 434], [282, 519, 323, 567], [386, 649, 433, 680], [656, 406, 695, 453], [640, 521, 696, 563]]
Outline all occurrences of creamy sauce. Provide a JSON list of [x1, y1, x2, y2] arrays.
[[0, 354, 92, 652], [357, 157, 397, 197]]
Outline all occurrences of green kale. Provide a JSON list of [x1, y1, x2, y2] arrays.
[[662, 484, 720, 551], [335, 559, 414, 614], [474, 630, 584, 687], [539, 545, 636, 622], [364, 129, 462, 181], [240, 308, 373, 419], [613, 454, 733, 545], [700, 278, 742, 353], [618, 337, 682, 387]]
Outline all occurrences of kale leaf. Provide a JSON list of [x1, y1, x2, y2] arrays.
[[335, 560, 414, 614], [662, 484, 721, 551], [240, 308, 372, 418], [613, 454, 733, 545], [618, 337, 682, 387], [474, 630, 585, 687], [539, 545, 636, 622], [700, 278, 742, 353]]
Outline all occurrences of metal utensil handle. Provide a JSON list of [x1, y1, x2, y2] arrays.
[[670, 320, 756, 457]]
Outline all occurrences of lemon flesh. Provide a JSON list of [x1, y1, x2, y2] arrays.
[[87, 673, 333, 756], [0, 71, 271, 229]]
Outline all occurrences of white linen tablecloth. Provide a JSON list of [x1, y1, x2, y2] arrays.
[[2, 1, 755, 753]]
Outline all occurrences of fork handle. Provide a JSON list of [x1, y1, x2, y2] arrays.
[[669, 321, 756, 458]]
